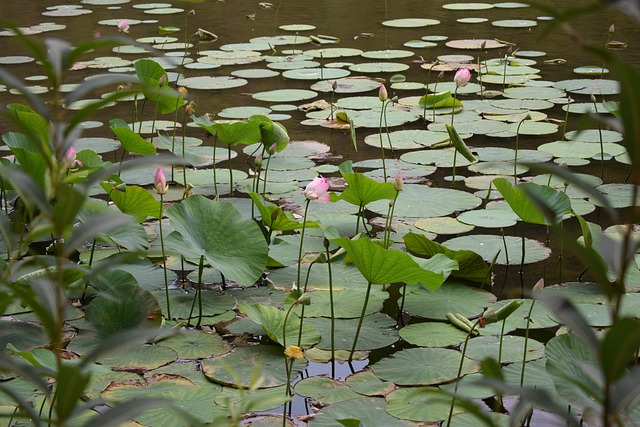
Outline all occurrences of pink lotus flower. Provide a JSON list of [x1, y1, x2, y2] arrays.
[[154, 168, 169, 195], [117, 19, 130, 33], [303, 177, 330, 204], [64, 147, 83, 168], [454, 68, 471, 87], [379, 84, 388, 102]]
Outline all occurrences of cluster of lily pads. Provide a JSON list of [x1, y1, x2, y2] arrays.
[[1, 1, 640, 426]]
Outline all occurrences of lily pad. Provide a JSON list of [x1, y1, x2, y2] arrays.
[[446, 39, 507, 49], [554, 78, 620, 96], [201, 345, 307, 388], [464, 335, 545, 363], [157, 329, 231, 359], [372, 347, 479, 385], [294, 377, 360, 404], [492, 19, 537, 28], [309, 397, 415, 426], [97, 345, 178, 373], [386, 386, 466, 422], [403, 282, 496, 320], [400, 321, 469, 347], [253, 89, 318, 102], [414, 216, 474, 234], [348, 62, 410, 73], [382, 18, 441, 28], [178, 76, 247, 90], [361, 49, 414, 60], [442, 234, 551, 265], [306, 313, 399, 351], [345, 370, 395, 396]]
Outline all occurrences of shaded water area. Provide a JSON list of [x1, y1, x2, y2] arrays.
[[1, 0, 640, 426]]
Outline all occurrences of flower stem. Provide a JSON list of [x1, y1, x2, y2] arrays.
[[159, 194, 170, 320], [349, 281, 372, 361], [296, 199, 311, 290]]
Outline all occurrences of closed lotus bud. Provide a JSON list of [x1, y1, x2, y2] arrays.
[[438, 71, 444, 80], [153, 168, 169, 195], [379, 84, 388, 102], [609, 24, 615, 34], [394, 171, 403, 192], [532, 278, 544, 294], [255, 153, 263, 170], [268, 143, 277, 155], [297, 292, 311, 305], [590, 93, 597, 104], [482, 300, 524, 325], [332, 80, 338, 91], [454, 68, 471, 87], [158, 74, 168, 87]]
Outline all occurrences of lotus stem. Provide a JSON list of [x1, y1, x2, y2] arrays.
[[325, 241, 336, 375], [445, 318, 481, 427], [562, 97, 572, 140], [296, 199, 311, 290], [349, 281, 372, 361], [514, 115, 528, 185], [378, 99, 388, 182], [591, 95, 605, 180], [450, 86, 459, 188], [297, 261, 315, 348], [520, 299, 536, 386], [212, 132, 218, 196], [262, 152, 272, 197], [228, 143, 234, 195], [159, 194, 171, 320]]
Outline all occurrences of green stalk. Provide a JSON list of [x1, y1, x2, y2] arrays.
[[514, 115, 528, 185], [296, 261, 315, 348], [378, 99, 388, 182], [520, 300, 536, 386], [325, 241, 336, 373], [592, 96, 605, 180], [349, 281, 372, 361], [159, 194, 170, 320], [450, 86, 459, 188], [296, 199, 311, 290], [212, 132, 218, 196], [228, 143, 234, 195]]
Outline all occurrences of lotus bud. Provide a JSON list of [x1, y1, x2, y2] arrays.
[[185, 101, 196, 115], [332, 80, 338, 91], [532, 278, 544, 294], [178, 86, 188, 99], [391, 95, 399, 104], [158, 73, 168, 87], [590, 93, 597, 104], [284, 345, 304, 360], [323, 237, 330, 249], [255, 153, 263, 170], [454, 68, 471, 88], [482, 300, 524, 325], [153, 168, 169, 195], [268, 143, 277, 156], [480, 41, 487, 50], [297, 292, 311, 305], [114, 182, 127, 192], [379, 84, 388, 102], [63, 147, 83, 169], [609, 24, 615, 34], [117, 19, 130, 33], [438, 71, 444, 80], [394, 171, 403, 192]]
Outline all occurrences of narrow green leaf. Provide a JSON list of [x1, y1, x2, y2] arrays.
[[446, 124, 477, 163], [110, 119, 156, 156], [602, 317, 640, 383]]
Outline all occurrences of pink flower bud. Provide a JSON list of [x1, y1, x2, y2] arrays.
[[394, 171, 403, 192], [64, 147, 83, 168], [117, 19, 130, 33], [303, 177, 330, 204], [454, 68, 471, 87], [154, 168, 169, 195], [532, 278, 544, 294], [379, 84, 388, 102]]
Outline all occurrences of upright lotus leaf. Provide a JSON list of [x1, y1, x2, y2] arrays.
[[333, 236, 445, 290], [419, 91, 461, 109], [2, 131, 48, 189], [446, 124, 477, 163], [601, 317, 640, 383], [331, 161, 397, 206], [403, 232, 489, 283], [249, 192, 317, 231], [6, 104, 50, 148], [110, 119, 156, 156], [100, 183, 162, 223], [166, 195, 268, 287], [192, 114, 261, 146], [134, 59, 184, 114], [251, 114, 290, 152], [493, 178, 572, 225], [238, 303, 321, 348]]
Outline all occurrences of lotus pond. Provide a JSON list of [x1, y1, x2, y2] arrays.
[[1, 0, 640, 426]]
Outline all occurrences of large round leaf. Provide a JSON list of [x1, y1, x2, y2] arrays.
[[309, 396, 415, 426], [306, 313, 399, 351], [372, 347, 479, 385], [403, 282, 496, 320], [442, 234, 551, 265], [463, 335, 545, 363], [368, 185, 481, 218], [166, 196, 268, 286], [385, 387, 465, 422]]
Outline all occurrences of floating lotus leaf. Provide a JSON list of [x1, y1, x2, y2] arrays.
[[492, 19, 537, 27], [335, 96, 381, 110], [293, 287, 388, 318], [253, 89, 318, 102], [218, 106, 271, 119], [74, 136, 120, 154], [457, 208, 519, 228], [491, 98, 554, 111], [382, 18, 441, 28], [349, 108, 419, 128], [399, 321, 469, 347], [97, 345, 178, 372], [153, 289, 235, 321], [348, 62, 410, 73], [468, 161, 528, 175], [464, 335, 545, 363], [403, 282, 496, 320], [177, 76, 248, 90], [593, 183, 640, 208], [494, 2, 530, 7], [442, 234, 551, 265], [363, 130, 448, 151], [482, 74, 540, 85], [0, 55, 35, 64], [449, 413, 510, 427], [304, 47, 364, 58], [267, 60, 320, 70], [372, 347, 479, 386], [503, 86, 565, 100], [250, 35, 312, 46], [202, 345, 307, 388], [294, 377, 360, 404], [562, 101, 618, 114], [310, 76, 380, 93], [361, 49, 414, 59], [404, 40, 438, 48], [426, 81, 483, 95], [280, 24, 316, 31], [565, 129, 623, 143], [458, 17, 489, 23], [443, 2, 494, 9], [414, 216, 474, 234], [345, 370, 395, 396], [157, 329, 231, 359], [446, 39, 506, 49], [539, 141, 626, 159], [484, 111, 547, 122], [574, 65, 609, 75], [230, 68, 279, 79], [391, 81, 425, 90], [554, 78, 620, 95], [484, 64, 540, 76], [387, 386, 467, 422], [306, 313, 399, 351], [368, 184, 481, 218], [401, 148, 475, 169], [475, 147, 551, 163], [309, 397, 415, 426], [423, 35, 449, 41], [144, 7, 184, 14], [430, 118, 509, 135]]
